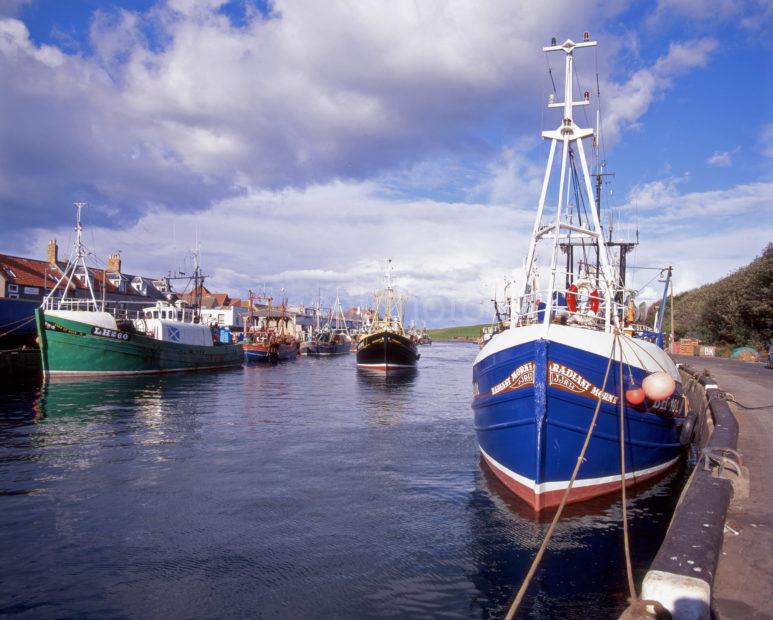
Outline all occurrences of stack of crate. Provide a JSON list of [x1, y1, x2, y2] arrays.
[[679, 337, 701, 356]]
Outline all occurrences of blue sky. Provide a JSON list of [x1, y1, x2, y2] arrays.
[[1, 0, 771, 325]]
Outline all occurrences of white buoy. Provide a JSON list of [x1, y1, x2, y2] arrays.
[[642, 372, 676, 401]]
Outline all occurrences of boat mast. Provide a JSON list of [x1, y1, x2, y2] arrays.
[[191, 246, 204, 323], [42, 202, 101, 312], [515, 34, 619, 331]]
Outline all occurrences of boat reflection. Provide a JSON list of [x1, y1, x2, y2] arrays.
[[356, 367, 417, 427], [356, 366, 417, 387], [467, 456, 688, 617], [33, 375, 167, 421]]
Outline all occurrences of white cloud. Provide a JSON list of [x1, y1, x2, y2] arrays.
[[620, 179, 773, 293], [602, 38, 717, 144], [26, 175, 537, 325], [706, 148, 739, 167]]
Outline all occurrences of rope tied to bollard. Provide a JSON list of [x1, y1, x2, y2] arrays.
[[503, 336, 618, 620]]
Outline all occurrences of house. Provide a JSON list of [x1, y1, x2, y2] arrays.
[[0, 240, 169, 316]]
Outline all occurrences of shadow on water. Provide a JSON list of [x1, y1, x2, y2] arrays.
[[467, 455, 690, 618]]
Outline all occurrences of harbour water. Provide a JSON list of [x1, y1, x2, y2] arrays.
[[0, 343, 686, 618]]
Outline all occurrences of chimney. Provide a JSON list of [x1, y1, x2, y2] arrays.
[[47, 239, 58, 264], [107, 253, 122, 273]]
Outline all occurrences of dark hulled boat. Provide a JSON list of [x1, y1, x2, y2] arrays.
[[355, 260, 419, 371], [356, 330, 418, 369]]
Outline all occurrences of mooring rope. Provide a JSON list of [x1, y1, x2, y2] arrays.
[[715, 391, 773, 411], [504, 336, 618, 619], [617, 338, 637, 602], [0, 316, 35, 339]]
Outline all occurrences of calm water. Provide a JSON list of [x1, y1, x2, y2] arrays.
[[0, 343, 685, 618]]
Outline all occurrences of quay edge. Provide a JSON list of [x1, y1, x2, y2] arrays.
[[625, 361, 748, 619]]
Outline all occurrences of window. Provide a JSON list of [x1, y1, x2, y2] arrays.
[[8, 292, 19, 299], [218, 313, 225, 325], [7, 283, 18, 293], [153, 310, 159, 319]]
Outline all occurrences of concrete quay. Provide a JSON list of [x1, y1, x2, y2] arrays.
[[673, 355, 772, 620]]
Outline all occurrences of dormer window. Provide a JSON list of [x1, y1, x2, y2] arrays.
[[131, 277, 148, 295]]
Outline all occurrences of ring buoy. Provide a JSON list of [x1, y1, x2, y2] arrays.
[[566, 284, 578, 312], [566, 281, 600, 315], [589, 289, 600, 314]]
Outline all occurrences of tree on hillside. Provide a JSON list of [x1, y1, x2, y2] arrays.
[[663, 243, 772, 348]]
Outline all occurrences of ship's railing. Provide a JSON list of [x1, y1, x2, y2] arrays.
[[41, 297, 157, 320], [511, 275, 634, 330]]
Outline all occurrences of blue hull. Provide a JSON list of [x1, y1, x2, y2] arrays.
[[244, 345, 297, 363], [0, 298, 38, 343], [472, 335, 685, 510]]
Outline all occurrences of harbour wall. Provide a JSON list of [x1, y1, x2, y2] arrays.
[[627, 364, 746, 619]]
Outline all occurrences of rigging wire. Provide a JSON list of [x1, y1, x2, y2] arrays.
[[594, 46, 607, 167], [572, 60, 591, 130], [545, 53, 558, 96]]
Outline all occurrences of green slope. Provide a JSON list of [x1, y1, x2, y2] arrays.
[[665, 243, 772, 349], [427, 324, 487, 340]]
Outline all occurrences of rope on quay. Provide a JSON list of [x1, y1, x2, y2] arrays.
[[504, 337, 617, 620], [714, 391, 773, 412]]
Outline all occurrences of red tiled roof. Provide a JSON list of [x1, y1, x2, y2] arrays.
[[0, 255, 57, 288], [0, 253, 146, 296]]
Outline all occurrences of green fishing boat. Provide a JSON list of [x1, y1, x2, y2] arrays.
[[36, 204, 243, 377]]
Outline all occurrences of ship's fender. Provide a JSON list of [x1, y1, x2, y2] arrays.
[[679, 411, 697, 446]]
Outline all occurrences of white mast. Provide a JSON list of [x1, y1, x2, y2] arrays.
[[514, 34, 618, 331], [42, 202, 101, 311]]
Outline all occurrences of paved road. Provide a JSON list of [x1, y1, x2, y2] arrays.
[[673, 355, 773, 620]]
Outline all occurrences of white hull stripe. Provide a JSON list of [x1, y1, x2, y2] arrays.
[[356, 363, 415, 368], [480, 446, 679, 495]]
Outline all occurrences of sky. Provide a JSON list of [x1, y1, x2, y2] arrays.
[[1, 0, 771, 326]]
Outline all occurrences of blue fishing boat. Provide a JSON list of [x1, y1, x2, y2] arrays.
[[305, 291, 352, 357], [472, 36, 688, 511]]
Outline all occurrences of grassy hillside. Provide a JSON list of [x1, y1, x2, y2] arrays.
[[664, 243, 772, 349], [427, 324, 487, 340]]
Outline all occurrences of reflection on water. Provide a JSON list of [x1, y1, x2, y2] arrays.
[[0, 344, 686, 618], [468, 457, 688, 618], [357, 367, 418, 426]]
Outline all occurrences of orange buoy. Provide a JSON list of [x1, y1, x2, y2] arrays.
[[625, 387, 645, 405], [642, 372, 676, 401]]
